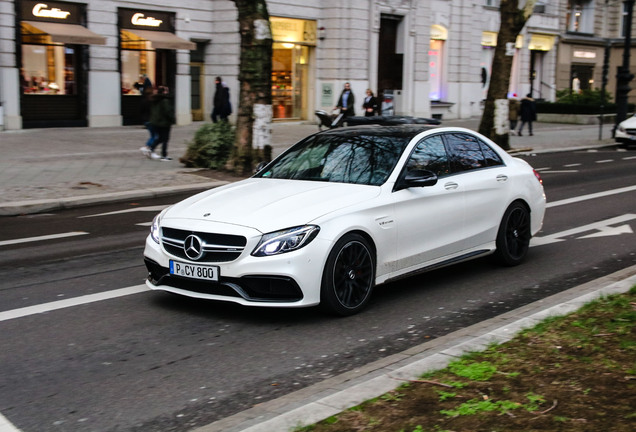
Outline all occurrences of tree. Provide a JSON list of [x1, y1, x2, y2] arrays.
[[478, 0, 536, 150], [227, 0, 273, 175]]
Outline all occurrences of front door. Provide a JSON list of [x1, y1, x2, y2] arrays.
[[190, 62, 204, 121]]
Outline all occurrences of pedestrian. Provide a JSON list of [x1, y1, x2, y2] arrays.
[[139, 86, 157, 158], [211, 76, 231, 123], [508, 94, 520, 135], [335, 82, 355, 117], [362, 89, 379, 117], [148, 86, 175, 161], [518, 93, 537, 136]]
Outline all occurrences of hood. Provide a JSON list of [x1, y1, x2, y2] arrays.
[[163, 178, 380, 233]]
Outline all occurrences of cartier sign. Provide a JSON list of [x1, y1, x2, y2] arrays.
[[131, 13, 163, 27], [119, 8, 172, 32], [22, 0, 81, 24], [32, 3, 71, 19]]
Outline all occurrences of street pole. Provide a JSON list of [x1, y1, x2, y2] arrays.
[[600, 41, 610, 140], [614, 0, 635, 136]]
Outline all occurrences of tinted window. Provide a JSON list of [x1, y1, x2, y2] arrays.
[[256, 134, 410, 186], [445, 133, 486, 172], [480, 141, 504, 167], [406, 135, 450, 177]]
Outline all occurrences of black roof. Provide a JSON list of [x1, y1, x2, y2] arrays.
[[316, 124, 438, 140]]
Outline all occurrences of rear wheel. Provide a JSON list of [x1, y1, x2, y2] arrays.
[[494, 202, 531, 266], [320, 234, 375, 316]]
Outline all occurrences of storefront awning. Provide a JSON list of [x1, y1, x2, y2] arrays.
[[23, 21, 106, 45], [124, 29, 195, 50]]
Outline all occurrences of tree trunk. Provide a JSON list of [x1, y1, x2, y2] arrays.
[[478, 0, 535, 150], [228, 0, 273, 175]]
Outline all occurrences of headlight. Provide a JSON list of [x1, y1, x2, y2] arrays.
[[619, 125, 626, 133], [150, 209, 168, 244], [252, 225, 320, 257]]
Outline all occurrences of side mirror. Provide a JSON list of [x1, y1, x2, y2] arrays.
[[394, 169, 438, 191]]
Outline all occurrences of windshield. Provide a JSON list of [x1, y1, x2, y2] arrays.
[[256, 133, 410, 186]]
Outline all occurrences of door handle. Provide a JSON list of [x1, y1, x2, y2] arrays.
[[496, 174, 508, 182], [444, 182, 459, 190]]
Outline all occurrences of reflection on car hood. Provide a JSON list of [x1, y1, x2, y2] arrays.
[[163, 178, 381, 233]]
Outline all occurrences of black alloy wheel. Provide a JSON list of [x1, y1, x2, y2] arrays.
[[321, 233, 375, 316], [494, 201, 531, 266]]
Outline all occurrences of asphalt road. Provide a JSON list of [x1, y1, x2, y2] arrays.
[[0, 146, 634, 432]]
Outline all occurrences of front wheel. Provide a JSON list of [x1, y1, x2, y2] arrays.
[[494, 202, 531, 266], [320, 234, 375, 316]]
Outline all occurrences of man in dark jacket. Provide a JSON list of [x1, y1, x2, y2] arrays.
[[149, 86, 176, 161], [517, 93, 537, 136], [335, 82, 355, 117], [211, 76, 231, 123]]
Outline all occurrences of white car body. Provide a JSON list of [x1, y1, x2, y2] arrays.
[[615, 114, 636, 143], [144, 126, 546, 314]]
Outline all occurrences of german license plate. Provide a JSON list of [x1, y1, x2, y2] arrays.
[[170, 260, 219, 281]]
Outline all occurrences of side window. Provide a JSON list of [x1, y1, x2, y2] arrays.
[[445, 133, 486, 172], [480, 140, 504, 167], [406, 135, 450, 177]]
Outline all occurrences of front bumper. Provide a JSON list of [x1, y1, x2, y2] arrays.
[[143, 233, 329, 307]]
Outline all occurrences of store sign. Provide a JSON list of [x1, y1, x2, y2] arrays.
[[21, 0, 81, 25], [119, 8, 173, 32], [271, 17, 316, 46], [32, 3, 70, 19], [481, 31, 497, 47], [131, 13, 163, 27], [528, 34, 555, 51], [574, 50, 596, 59]]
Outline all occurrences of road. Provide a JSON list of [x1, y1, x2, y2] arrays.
[[0, 146, 634, 432]]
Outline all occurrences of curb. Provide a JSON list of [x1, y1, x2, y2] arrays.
[[193, 265, 636, 432], [0, 181, 229, 217]]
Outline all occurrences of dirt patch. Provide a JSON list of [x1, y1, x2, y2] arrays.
[[300, 289, 636, 432]]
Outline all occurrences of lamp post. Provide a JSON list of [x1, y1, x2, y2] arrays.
[[615, 0, 635, 134]]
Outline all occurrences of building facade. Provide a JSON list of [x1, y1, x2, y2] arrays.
[[0, 0, 634, 130]]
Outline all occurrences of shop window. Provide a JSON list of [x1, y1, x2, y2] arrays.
[[566, 0, 594, 34], [272, 43, 309, 119], [120, 30, 157, 95], [20, 22, 77, 95]]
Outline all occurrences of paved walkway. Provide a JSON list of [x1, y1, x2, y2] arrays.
[[0, 117, 617, 216]]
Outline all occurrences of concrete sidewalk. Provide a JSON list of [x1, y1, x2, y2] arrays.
[[0, 118, 617, 216]]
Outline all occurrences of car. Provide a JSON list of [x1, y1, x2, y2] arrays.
[[615, 113, 636, 145], [143, 125, 546, 316]]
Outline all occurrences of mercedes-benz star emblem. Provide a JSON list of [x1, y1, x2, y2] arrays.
[[184, 235, 204, 260]]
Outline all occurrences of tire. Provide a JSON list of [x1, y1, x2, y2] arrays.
[[494, 202, 531, 266], [320, 233, 375, 316]]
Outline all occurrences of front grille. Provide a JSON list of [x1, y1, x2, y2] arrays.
[[161, 227, 247, 263], [625, 128, 636, 135]]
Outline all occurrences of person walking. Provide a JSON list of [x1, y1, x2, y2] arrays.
[[211, 76, 231, 123], [362, 89, 379, 117], [517, 93, 537, 136], [335, 82, 355, 118], [148, 86, 175, 161], [139, 86, 157, 158]]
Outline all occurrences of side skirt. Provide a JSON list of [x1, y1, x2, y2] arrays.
[[383, 249, 492, 285]]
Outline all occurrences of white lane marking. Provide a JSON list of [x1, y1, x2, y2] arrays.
[[136, 222, 152, 227], [531, 214, 636, 246], [80, 205, 169, 218], [0, 285, 147, 323], [0, 232, 89, 247], [539, 170, 579, 174], [595, 159, 614, 164], [547, 185, 636, 208], [0, 413, 22, 432], [624, 156, 636, 160], [578, 224, 633, 239], [563, 163, 582, 167]]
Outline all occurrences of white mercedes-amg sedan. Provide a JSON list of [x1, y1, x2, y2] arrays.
[[143, 125, 545, 316]]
